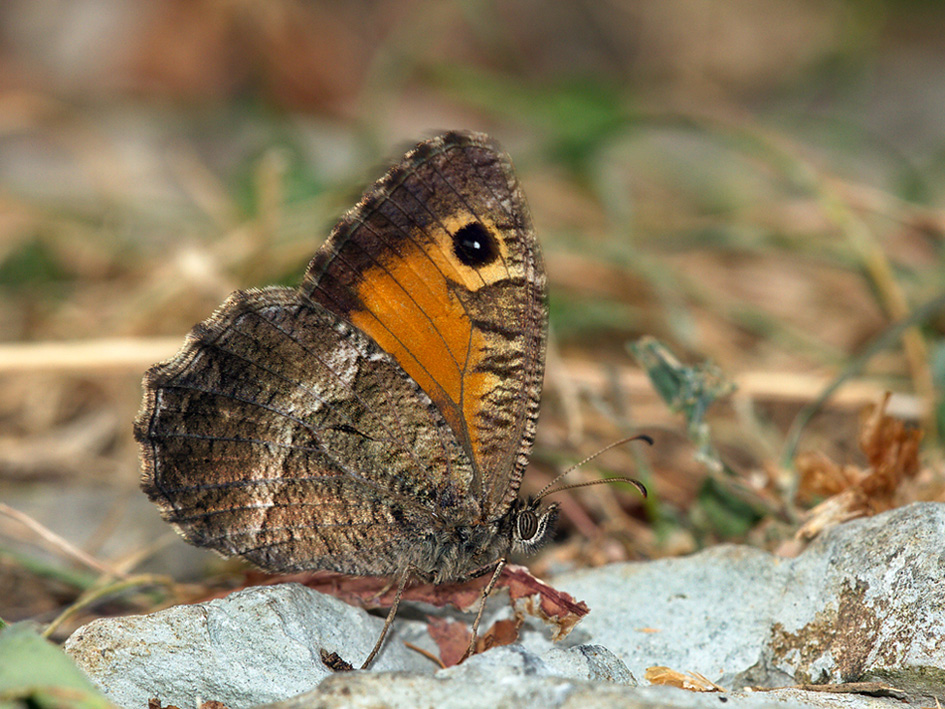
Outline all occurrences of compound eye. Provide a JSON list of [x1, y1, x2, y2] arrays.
[[517, 509, 538, 541]]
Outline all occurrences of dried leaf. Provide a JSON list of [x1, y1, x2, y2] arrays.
[[242, 569, 489, 612], [858, 393, 922, 498], [426, 615, 525, 667], [501, 565, 589, 641], [795, 451, 860, 500], [244, 564, 589, 642], [795, 393, 923, 539], [795, 489, 866, 541], [645, 666, 725, 692], [425, 617, 471, 668], [476, 617, 524, 654], [247, 565, 589, 667]]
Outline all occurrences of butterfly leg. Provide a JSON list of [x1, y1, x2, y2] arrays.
[[461, 557, 507, 662], [359, 567, 412, 669]]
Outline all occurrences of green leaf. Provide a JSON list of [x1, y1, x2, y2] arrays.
[[693, 476, 764, 539], [0, 624, 115, 709], [628, 336, 735, 473]]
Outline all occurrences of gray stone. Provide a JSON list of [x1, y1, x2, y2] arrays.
[[542, 644, 637, 684], [64, 583, 434, 709], [553, 544, 778, 684], [758, 501, 945, 696], [436, 643, 635, 684], [258, 674, 829, 709], [554, 501, 945, 702], [64, 502, 945, 708]]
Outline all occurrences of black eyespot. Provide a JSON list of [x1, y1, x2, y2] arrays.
[[452, 222, 499, 268], [517, 509, 538, 541]]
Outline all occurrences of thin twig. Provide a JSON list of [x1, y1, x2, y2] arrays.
[[403, 641, 446, 669], [42, 574, 174, 638], [781, 291, 945, 468], [0, 502, 126, 580]]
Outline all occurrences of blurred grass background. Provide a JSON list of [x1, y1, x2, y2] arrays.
[[0, 0, 943, 638]]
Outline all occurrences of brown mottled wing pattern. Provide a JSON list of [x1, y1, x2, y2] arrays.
[[301, 131, 547, 518], [135, 287, 479, 574]]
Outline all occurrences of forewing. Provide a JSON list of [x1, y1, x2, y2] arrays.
[[301, 131, 547, 517]]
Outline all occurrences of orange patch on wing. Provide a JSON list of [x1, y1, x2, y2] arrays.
[[348, 237, 499, 463]]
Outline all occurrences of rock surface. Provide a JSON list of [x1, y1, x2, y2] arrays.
[[64, 583, 433, 707], [555, 500, 945, 696], [65, 502, 945, 708]]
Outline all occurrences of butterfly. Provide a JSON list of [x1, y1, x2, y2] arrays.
[[135, 131, 563, 668]]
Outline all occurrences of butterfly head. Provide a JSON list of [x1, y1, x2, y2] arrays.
[[510, 498, 559, 555], [508, 435, 652, 558]]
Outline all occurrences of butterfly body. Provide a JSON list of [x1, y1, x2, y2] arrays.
[[136, 131, 552, 663]]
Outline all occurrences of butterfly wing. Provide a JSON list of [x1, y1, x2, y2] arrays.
[[301, 131, 547, 518], [136, 287, 479, 574]]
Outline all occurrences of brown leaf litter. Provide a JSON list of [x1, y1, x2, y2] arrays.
[[794, 392, 923, 541]]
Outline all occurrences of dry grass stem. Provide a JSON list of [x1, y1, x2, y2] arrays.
[[0, 502, 127, 579], [0, 338, 182, 374]]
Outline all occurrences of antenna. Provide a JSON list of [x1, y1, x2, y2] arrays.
[[534, 434, 653, 502]]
